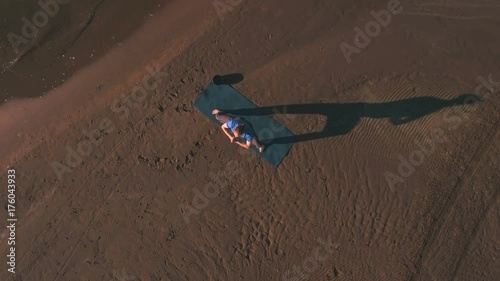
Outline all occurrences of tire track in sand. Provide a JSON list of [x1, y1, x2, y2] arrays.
[[9, 107, 164, 281], [408, 121, 498, 281], [51, 165, 134, 281]]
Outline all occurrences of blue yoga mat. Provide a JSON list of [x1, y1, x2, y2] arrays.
[[194, 83, 294, 167]]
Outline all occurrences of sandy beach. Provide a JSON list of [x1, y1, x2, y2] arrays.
[[0, 0, 499, 280]]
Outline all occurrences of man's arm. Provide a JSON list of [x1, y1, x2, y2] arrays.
[[221, 123, 234, 141], [234, 139, 251, 149]]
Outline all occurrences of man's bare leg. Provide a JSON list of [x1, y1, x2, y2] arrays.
[[251, 138, 265, 153], [212, 109, 232, 123]]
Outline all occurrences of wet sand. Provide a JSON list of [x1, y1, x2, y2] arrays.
[[0, 0, 165, 102], [0, 0, 499, 280]]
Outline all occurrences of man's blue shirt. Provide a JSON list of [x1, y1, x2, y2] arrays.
[[226, 119, 254, 143]]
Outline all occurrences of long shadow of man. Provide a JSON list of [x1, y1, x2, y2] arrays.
[[222, 94, 482, 145]]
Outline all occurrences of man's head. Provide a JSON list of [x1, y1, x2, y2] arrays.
[[233, 124, 245, 137]]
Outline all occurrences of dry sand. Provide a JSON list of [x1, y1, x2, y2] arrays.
[[0, 0, 499, 280]]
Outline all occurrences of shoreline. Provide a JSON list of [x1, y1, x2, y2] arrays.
[[0, 0, 215, 168], [0, 0, 167, 103]]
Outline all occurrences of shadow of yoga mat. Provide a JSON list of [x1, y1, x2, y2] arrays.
[[194, 83, 294, 167]]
